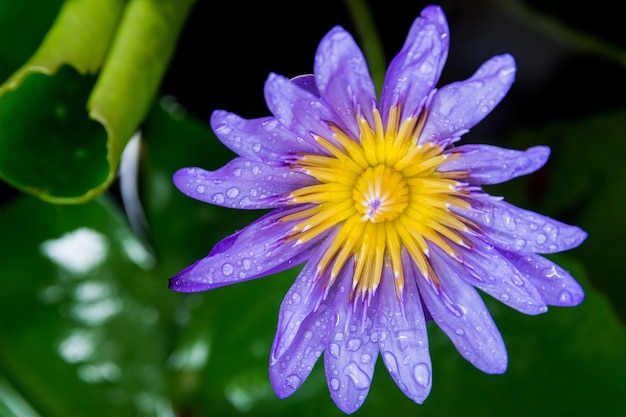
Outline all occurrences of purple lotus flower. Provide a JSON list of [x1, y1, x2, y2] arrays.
[[170, 5, 587, 414]]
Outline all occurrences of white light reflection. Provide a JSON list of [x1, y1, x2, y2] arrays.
[[41, 228, 108, 275], [168, 335, 210, 371], [57, 330, 96, 364], [224, 378, 274, 413]]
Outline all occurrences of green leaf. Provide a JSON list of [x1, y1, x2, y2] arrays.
[[0, 0, 195, 204], [0, 194, 169, 417]]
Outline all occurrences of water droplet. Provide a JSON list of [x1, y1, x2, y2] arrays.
[[249, 188, 258, 197], [330, 378, 340, 391], [535, 233, 547, 244], [347, 338, 362, 351], [419, 62, 433, 74], [382, 351, 399, 374], [222, 263, 234, 276], [558, 290, 573, 305], [252, 143, 262, 152], [195, 185, 205, 194], [303, 330, 313, 341], [455, 328, 465, 336], [232, 168, 242, 177], [343, 361, 371, 389], [511, 273, 525, 286], [360, 353, 372, 364], [502, 210, 517, 231], [329, 343, 340, 358], [242, 259, 251, 270], [286, 374, 301, 389], [500, 293, 510, 302], [413, 363, 431, 388], [498, 67, 515, 84], [291, 292, 301, 304], [226, 187, 239, 198], [212, 193, 225, 204]]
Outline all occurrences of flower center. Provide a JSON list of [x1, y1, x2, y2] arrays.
[[282, 106, 472, 303], [353, 165, 408, 223]]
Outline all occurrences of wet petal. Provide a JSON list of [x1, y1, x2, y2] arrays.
[[271, 240, 335, 361], [291, 74, 320, 97], [323, 262, 379, 414], [417, 246, 508, 373], [377, 260, 432, 403], [314, 26, 376, 137], [421, 54, 516, 147], [380, 5, 449, 120], [504, 252, 585, 306], [457, 238, 548, 315], [210, 110, 320, 163], [456, 195, 588, 254], [173, 158, 316, 209], [441, 145, 550, 185], [270, 247, 330, 398], [168, 206, 322, 292], [264, 73, 343, 148]]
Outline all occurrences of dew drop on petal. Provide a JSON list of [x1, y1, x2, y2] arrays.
[[226, 187, 239, 198], [242, 259, 251, 271], [286, 374, 301, 389], [347, 338, 362, 351], [455, 328, 465, 336], [558, 290, 573, 304], [232, 168, 242, 177], [291, 292, 301, 304], [329, 343, 340, 358], [253, 143, 262, 152], [344, 361, 371, 389], [222, 263, 234, 276], [502, 210, 517, 231], [413, 363, 431, 388], [382, 351, 399, 374], [330, 378, 340, 391], [212, 193, 225, 204], [419, 62, 433, 74], [303, 330, 313, 341], [196, 185, 205, 194]]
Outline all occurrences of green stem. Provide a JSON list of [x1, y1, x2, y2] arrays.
[[343, 0, 387, 96]]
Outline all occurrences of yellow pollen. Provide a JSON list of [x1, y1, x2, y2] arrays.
[[283, 105, 471, 303]]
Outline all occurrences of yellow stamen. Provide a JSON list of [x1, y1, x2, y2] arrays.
[[284, 105, 471, 302]]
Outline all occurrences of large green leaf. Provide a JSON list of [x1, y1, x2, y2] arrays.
[[0, 0, 195, 204]]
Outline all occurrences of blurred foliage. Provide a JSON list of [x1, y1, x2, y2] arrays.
[[1, 0, 625, 416]]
